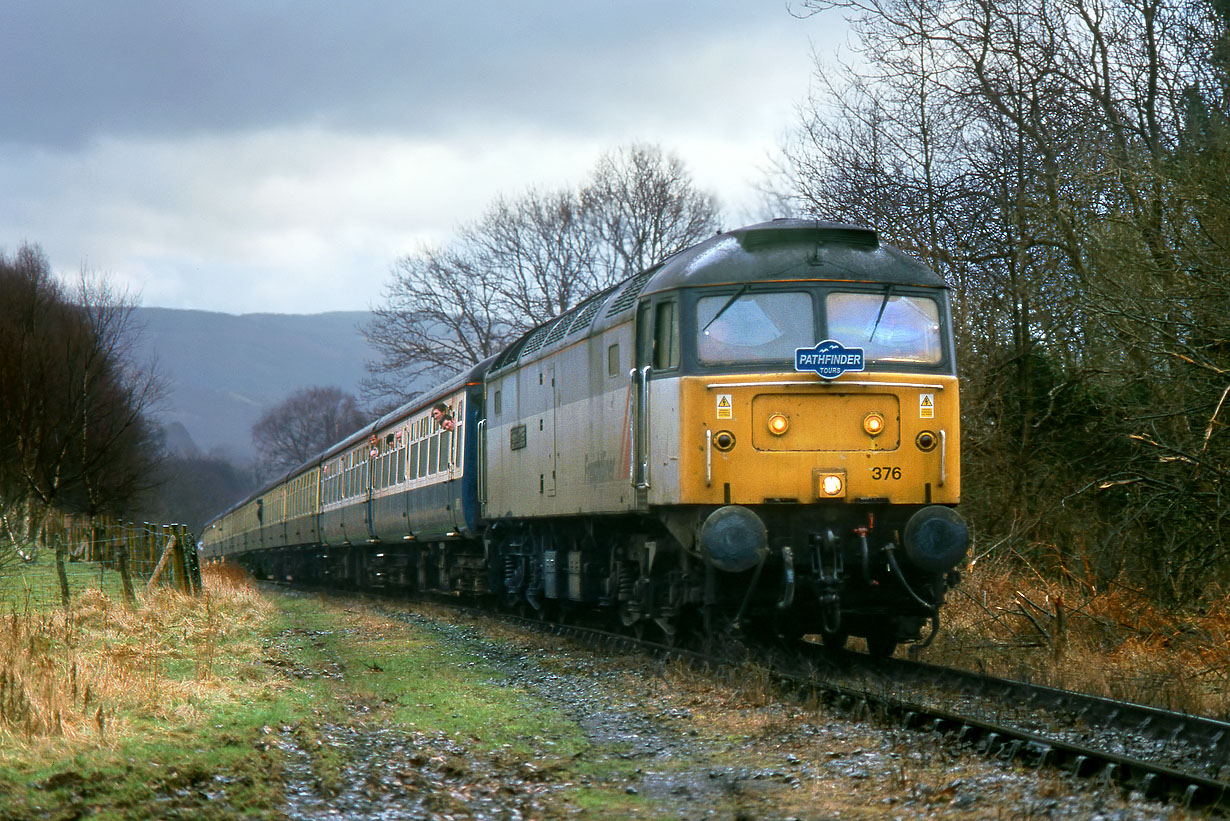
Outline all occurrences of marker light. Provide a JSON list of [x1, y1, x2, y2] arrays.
[[863, 412, 885, 436], [768, 413, 790, 436], [821, 474, 844, 496]]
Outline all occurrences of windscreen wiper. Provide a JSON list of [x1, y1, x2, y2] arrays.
[[702, 283, 751, 333], [869, 284, 893, 340]]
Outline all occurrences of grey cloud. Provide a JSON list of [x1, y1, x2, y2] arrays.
[[3, 0, 789, 147]]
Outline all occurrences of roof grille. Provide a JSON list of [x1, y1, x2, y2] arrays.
[[567, 296, 605, 336], [518, 321, 556, 358], [542, 311, 574, 346], [490, 333, 528, 371], [604, 268, 656, 316]]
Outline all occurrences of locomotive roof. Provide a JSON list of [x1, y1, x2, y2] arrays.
[[486, 219, 946, 375], [637, 219, 948, 296]]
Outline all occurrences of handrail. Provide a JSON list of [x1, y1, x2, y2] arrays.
[[627, 368, 637, 485], [939, 428, 947, 487], [705, 379, 947, 390], [706, 429, 713, 487], [476, 419, 487, 504], [638, 365, 652, 489]]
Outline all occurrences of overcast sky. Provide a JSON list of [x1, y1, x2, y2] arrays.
[[1, 2, 842, 315]]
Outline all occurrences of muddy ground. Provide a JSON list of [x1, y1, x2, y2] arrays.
[[266, 599, 1190, 820]]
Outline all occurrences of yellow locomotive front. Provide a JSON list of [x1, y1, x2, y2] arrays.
[[634, 221, 967, 654]]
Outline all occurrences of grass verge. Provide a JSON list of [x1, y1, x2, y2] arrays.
[[0, 565, 648, 819]]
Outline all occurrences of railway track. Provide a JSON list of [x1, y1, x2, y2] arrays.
[[463, 605, 1230, 813], [269, 582, 1230, 813]]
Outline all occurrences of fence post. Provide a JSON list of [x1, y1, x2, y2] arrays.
[[146, 534, 177, 591], [169, 524, 187, 593], [54, 516, 71, 609], [116, 521, 137, 606], [147, 523, 157, 578], [182, 526, 202, 596]]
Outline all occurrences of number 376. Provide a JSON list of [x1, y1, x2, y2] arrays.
[[870, 467, 902, 480]]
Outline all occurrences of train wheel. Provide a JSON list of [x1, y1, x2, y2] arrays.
[[655, 616, 679, 647], [820, 628, 849, 651], [659, 605, 698, 648], [865, 626, 898, 658]]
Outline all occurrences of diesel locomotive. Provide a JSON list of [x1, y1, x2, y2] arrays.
[[201, 219, 968, 655]]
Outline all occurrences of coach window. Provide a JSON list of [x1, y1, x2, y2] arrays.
[[608, 343, 619, 377]]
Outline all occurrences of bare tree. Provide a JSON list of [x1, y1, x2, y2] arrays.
[[362, 243, 518, 407], [0, 245, 162, 602], [0, 247, 161, 525], [470, 188, 601, 326], [583, 143, 722, 280], [251, 386, 369, 477], [783, 0, 1230, 600], [363, 143, 722, 407]]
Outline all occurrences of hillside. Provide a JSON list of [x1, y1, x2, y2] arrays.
[[131, 308, 378, 460]]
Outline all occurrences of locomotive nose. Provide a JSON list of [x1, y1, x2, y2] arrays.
[[902, 505, 969, 572], [700, 505, 768, 572]]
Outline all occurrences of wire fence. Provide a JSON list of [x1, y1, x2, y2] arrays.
[[0, 516, 202, 612]]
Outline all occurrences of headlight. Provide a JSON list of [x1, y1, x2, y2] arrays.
[[816, 471, 845, 497], [767, 413, 789, 436], [863, 412, 885, 436]]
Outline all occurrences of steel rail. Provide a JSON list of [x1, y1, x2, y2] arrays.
[[474, 609, 1230, 813]]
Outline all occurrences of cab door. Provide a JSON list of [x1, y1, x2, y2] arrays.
[[632, 297, 680, 497]]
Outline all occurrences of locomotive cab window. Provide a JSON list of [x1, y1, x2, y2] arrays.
[[697, 290, 815, 365], [826, 291, 942, 364], [653, 301, 680, 370]]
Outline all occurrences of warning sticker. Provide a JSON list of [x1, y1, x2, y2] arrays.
[[920, 393, 935, 419], [716, 394, 733, 420]]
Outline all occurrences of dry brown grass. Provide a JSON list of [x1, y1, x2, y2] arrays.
[[0, 562, 272, 757], [927, 552, 1230, 717]]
